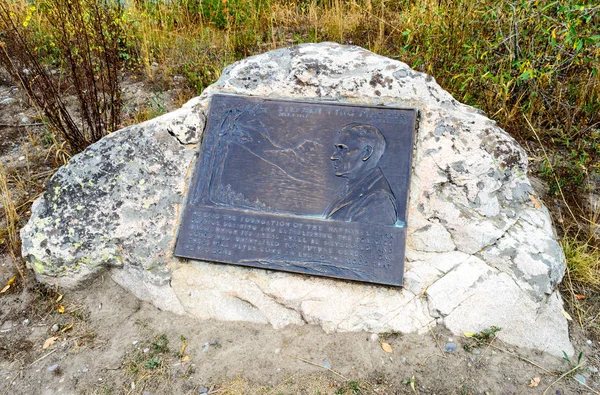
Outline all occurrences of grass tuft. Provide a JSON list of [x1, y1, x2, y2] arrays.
[[562, 237, 600, 288]]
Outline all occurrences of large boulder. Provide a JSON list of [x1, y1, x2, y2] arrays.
[[21, 43, 572, 356]]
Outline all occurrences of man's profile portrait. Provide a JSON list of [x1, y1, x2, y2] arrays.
[[177, 95, 415, 286], [324, 123, 398, 226]]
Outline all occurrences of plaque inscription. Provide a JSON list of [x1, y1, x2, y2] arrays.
[[175, 94, 416, 286]]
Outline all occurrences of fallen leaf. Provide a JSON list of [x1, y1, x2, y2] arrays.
[[1, 276, 16, 293], [576, 294, 585, 300], [56, 294, 63, 303], [381, 342, 393, 354], [181, 355, 190, 362], [410, 376, 416, 393], [529, 194, 542, 209], [562, 310, 573, 321], [528, 376, 541, 387], [61, 323, 74, 332], [463, 331, 475, 338], [57, 305, 65, 314], [43, 336, 58, 349]]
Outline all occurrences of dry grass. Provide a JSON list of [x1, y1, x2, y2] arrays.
[[0, 163, 25, 278], [563, 237, 600, 287], [112, 0, 600, 207]]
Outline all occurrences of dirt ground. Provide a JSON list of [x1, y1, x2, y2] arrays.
[[1, 264, 599, 395], [1, 70, 600, 395]]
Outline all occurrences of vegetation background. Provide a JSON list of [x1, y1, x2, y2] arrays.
[[1, 0, 599, 350]]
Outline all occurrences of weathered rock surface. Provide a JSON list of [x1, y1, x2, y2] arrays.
[[21, 43, 572, 356]]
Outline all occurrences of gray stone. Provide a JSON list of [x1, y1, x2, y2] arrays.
[[444, 342, 457, 352], [21, 43, 571, 356], [0, 97, 15, 106]]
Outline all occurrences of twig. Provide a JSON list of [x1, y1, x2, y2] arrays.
[[491, 344, 600, 395], [564, 265, 585, 328], [284, 353, 349, 381], [2, 372, 21, 395], [428, 326, 447, 358], [489, 344, 552, 373], [27, 349, 57, 368], [476, 335, 496, 364], [418, 353, 445, 365], [542, 364, 581, 395], [0, 123, 44, 128]]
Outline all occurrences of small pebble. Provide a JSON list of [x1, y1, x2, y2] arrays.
[[51, 324, 59, 332], [209, 340, 217, 345], [22, 319, 30, 326], [445, 342, 457, 352], [472, 349, 481, 355], [401, 357, 407, 363], [574, 374, 586, 385], [587, 339, 593, 345], [589, 366, 598, 373], [82, 365, 89, 373], [0, 97, 15, 106], [143, 348, 150, 353], [202, 343, 209, 352], [132, 340, 138, 345], [47, 364, 59, 372], [274, 348, 280, 354], [198, 387, 208, 394], [322, 360, 331, 370], [143, 392, 151, 395], [370, 333, 379, 342]]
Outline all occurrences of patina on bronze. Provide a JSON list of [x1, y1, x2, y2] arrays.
[[175, 94, 416, 286]]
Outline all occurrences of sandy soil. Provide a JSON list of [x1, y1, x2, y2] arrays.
[[1, 69, 600, 395], [0, 266, 598, 394]]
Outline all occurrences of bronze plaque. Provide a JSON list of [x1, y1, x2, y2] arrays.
[[175, 94, 416, 286]]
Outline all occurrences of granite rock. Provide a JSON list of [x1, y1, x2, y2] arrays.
[[21, 43, 572, 356]]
